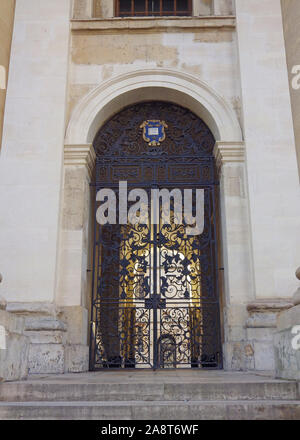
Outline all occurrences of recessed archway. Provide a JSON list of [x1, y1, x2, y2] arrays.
[[60, 69, 251, 372]]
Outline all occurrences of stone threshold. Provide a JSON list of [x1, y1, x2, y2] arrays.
[[8, 370, 288, 385], [71, 16, 236, 33]]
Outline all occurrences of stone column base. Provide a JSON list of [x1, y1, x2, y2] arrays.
[[223, 300, 293, 371], [243, 300, 293, 371], [274, 304, 300, 380], [0, 302, 29, 381], [6, 303, 89, 375]]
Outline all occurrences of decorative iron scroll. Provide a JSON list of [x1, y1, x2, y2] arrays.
[[94, 102, 215, 160], [90, 102, 222, 370]]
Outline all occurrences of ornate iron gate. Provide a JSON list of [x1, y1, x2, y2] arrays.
[[90, 102, 222, 369]]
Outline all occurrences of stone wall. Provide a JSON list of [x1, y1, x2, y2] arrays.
[[275, 306, 300, 380], [1, 0, 299, 377], [68, 17, 241, 136], [235, 0, 300, 299], [274, 269, 300, 380], [0, 0, 71, 304], [224, 300, 293, 371], [0, 299, 29, 382], [5, 302, 89, 375], [0, 0, 15, 150], [213, 0, 234, 15], [73, 0, 93, 18]]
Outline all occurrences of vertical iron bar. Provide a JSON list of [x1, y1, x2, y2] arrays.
[[89, 179, 98, 370], [153, 221, 158, 369], [152, 178, 159, 370], [211, 183, 223, 368]]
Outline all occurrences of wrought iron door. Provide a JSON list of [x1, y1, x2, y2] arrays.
[[90, 102, 222, 369]]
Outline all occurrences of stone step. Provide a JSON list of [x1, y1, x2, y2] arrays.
[[0, 380, 298, 402], [0, 400, 299, 420]]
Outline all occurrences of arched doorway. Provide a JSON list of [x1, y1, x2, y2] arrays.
[[89, 101, 222, 369]]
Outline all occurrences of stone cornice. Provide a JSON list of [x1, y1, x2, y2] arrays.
[[213, 141, 245, 170], [71, 16, 236, 33], [246, 299, 294, 329], [247, 300, 294, 314], [64, 144, 96, 179]]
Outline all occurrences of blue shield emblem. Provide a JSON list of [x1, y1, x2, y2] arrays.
[[140, 120, 168, 146]]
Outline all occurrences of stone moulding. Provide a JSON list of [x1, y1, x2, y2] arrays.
[[246, 300, 294, 328], [241, 300, 295, 372], [247, 300, 294, 314], [71, 17, 236, 33], [64, 144, 96, 180], [5, 302, 89, 375], [213, 141, 245, 170], [6, 302, 57, 316], [65, 68, 243, 145]]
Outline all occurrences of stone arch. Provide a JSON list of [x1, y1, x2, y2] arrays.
[[65, 68, 243, 145], [60, 69, 252, 372]]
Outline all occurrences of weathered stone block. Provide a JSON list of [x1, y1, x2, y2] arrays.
[[213, 0, 234, 15], [223, 341, 255, 371], [277, 304, 300, 331], [224, 304, 248, 327], [0, 309, 29, 381], [58, 306, 88, 346], [274, 304, 300, 380], [0, 333, 29, 382], [246, 312, 277, 328], [24, 330, 66, 345], [64, 344, 89, 373], [226, 325, 246, 342], [0, 310, 24, 334], [6, 302, 57, 316], [274, 329, 300, 380], [253, 341, 275, 371], [246, 327, 275, 341], [73, 0, 93, 19], [28, 344, 64, 374], [24, 317, 67, 332]]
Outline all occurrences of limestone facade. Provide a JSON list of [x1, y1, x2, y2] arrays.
[[281, 0, 300, 176], [0, 297, 29, 382], [0, 0, 299, 376], [274, 269, 300, 380], [0, 0, 16, 150]]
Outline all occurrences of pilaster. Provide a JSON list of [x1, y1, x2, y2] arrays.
[[214, 141, 255, 370], [54, 143, 96, 372]]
